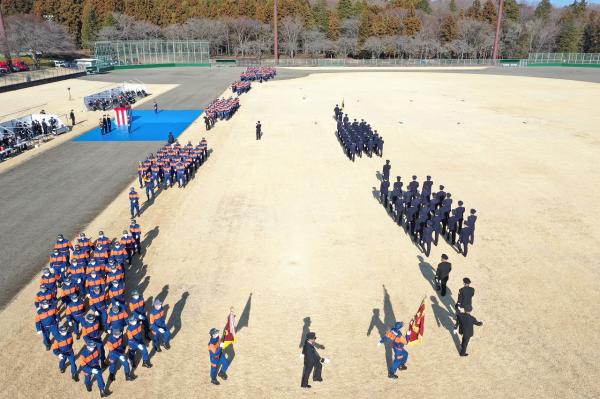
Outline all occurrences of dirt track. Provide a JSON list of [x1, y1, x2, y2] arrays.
[[1, 70, 600, 398]]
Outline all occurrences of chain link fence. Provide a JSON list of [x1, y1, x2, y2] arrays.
[[228, 58, 528, 68], [528, 53, 600, 65]]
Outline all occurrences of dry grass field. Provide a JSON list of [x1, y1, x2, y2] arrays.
[[1, 69, 599, 398]]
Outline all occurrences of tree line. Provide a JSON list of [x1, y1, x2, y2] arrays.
[[1, 0, 600, 61]]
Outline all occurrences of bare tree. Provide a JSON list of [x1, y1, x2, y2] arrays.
[[228, 17, 262, 57], [303, 29, 326, 57], [340, 18, 360, 39], [336, 36, 358, 57], [98, 13, 162, 41], [280, 16, 304, 58], [5, 14, 75, 68], [363, 36, 386, 58], [525, 17, 559, 53], [458, 18, 494, 58]]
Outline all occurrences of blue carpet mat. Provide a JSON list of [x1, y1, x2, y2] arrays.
[[74, 110, 203, 142]]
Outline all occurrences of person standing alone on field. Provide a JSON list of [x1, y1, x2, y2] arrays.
[[256, 121, 261, 140]]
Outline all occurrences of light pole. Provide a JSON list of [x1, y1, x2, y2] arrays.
[[491, 0, 504, 64], [274, 0, 279, 65]]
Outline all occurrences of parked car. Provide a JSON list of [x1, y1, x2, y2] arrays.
[[11, 59, 29, 72], [0, 61, 11, 74]]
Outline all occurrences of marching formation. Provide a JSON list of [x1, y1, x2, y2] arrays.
[[133, 138, 210, 212], [239, 67, 276, 82], [377, 161, 477, 257], [204, 98, 240, 130], [334, 106, 385, 161], [36, 225, 172, 397], [231, 81, 251, 95]]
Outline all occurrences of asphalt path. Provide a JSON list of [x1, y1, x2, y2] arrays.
[[1, 65, 598, 309], [0, 68, 241, 309]]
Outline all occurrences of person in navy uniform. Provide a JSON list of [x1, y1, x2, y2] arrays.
[[382, 160, 391, 182], [454, 309, 483, 356], [256, 121, 262, 140], [466, 209, 477, 244], [435, 254, 452, 296], [456, 221, 472, 256], [456, 277, 475, 312], [454, 200, 466, 233], [380, 179, 390, 208], [421, 220, 434, 256], [421, 175, 433, 201]]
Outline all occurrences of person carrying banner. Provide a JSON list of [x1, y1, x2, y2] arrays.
[[208, 328, 230, 385], [379, 322, 411, 379]]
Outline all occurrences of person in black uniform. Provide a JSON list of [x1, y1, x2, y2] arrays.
[[380, 179, 390, 208], [382, 160, 391, 182], [256, 121, 262, 140], [421, 175, 433, 201], [466, 209, 477, 244], [435, 254, 452, 296], [69, 110, 76, 127], [333, 104, 340, 120], [456, 277, 475, 312], [301, 332, 329, 388], [454, 309, 483, 356]]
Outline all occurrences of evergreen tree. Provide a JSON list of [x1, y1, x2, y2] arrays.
[[440, 14, 458, 42], [417, 0, 432, 14], [337, 0, 354, 20], [102, 11, 116, 27], [556, 13, 582, 52], [534, 0, 552, 22], [312, 0, 329, 32], [81, 1, 100, 48], [449, 0, 457, 12], [327, 9, 341, 40], [581, 11, 600, 52], [466, 0, 481, 20], [481, 0, 496, 25], [503, 0, 520, 22]]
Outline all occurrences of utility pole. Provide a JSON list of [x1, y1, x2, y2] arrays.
[[0, 5, 13, 70], [274, 0, 279, 65], [491, 0, 504, 64]]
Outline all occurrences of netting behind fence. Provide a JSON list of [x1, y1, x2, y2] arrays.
[[95, 40, 211, 66], [528, 53, 600, 65]]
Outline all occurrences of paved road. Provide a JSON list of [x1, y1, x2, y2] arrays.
[[0, 68, 241, 309], [1, 65, 598, 309]]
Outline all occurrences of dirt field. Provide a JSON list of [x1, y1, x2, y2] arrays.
[[1, 70, 600, 398]]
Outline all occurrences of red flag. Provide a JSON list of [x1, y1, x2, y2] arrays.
[[222, 310, 237, 349], [408, 297, 426, 345]]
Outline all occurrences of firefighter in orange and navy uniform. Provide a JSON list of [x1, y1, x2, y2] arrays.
[[379, 321, 411, 379], [208, 328, 230, 385], [126, 315, 152, 368], [54, 234, 72, 263], [35, 284, 56, 310], [107, 329, 136, 382], [36, 299, 58, 350], [129, 187, 141, 218], [150, 299, 171, 352], [80, 339, 111, 397], [120, 230, 135, 265], [128, 290, 151, 340], [52, 324, 79, 381], [66, 292, 85, 338], [130, 219, 142, 254]]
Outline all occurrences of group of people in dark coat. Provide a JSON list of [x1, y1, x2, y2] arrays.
[[333, 105, 385, 161], [434, 254, 483, 356], [377, 161, 477, 257]]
